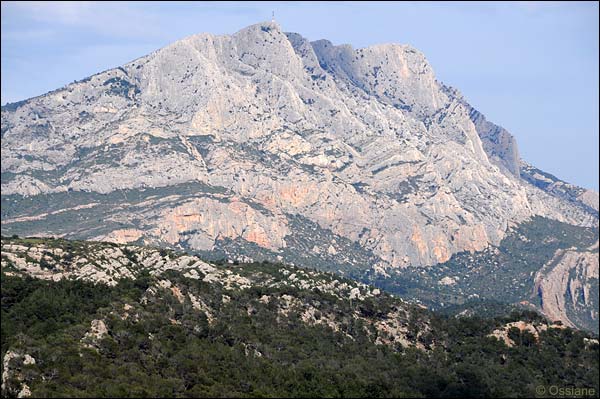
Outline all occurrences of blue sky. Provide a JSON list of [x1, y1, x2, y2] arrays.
[[1, 1, 598, 190]]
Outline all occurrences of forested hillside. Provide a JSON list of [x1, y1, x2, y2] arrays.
[[1, 237, 598, 398]]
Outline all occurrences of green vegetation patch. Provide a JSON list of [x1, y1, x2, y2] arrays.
[[1, 235, 598, 398]]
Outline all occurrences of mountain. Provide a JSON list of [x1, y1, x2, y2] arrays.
[[1, 236, 598, 397], [1, 22, 598, 331]]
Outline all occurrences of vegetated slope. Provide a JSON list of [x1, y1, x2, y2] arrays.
[[1, 237, 598, 398]]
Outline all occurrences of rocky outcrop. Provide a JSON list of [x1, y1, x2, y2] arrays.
[[489, 320, 565, 347], [1, 351, 35, 398], [1, 21, 597, 274], [442, 85, 520, 177], [153, 197, 290, 251], [0, 240, 214, 286], [0, 237, 379, 302], [520, 161, 599, 217], [534, 241, 599, 330], [578, 190, 599, 212], [81, 320, 109, 351]]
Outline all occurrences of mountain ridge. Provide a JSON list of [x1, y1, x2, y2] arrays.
[[1, 21, 598, 330]]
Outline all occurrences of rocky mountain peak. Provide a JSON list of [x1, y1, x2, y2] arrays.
[[309, 38, 443, 117], [1, 21, 597, 273]]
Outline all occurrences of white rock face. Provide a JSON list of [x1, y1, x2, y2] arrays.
[[1, 21, 597, 271], [578, 190, 599, 212], [533, 241, 599, 329], [0, 241, 215, 286], [439, 276, 456, 286], [1, 351, 35, 398], [1, 239, 381, 303], [82, 319, 109, 350], [488, 321, 564, 347]]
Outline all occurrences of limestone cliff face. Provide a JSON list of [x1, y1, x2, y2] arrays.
[[534, 241, 599, 331], [442, 85, 521, 177], [520, 161, 599, 217], [1, 21, 597, 271]]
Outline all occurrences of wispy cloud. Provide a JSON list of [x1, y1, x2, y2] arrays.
[[2, 1, 162, 39]]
